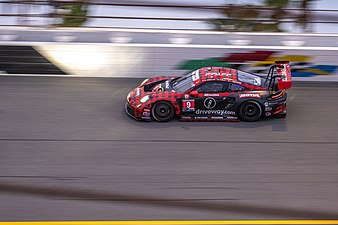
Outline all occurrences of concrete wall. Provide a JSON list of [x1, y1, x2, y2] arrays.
[[1, 29, 338, 81]]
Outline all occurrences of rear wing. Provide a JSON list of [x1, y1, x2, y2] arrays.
[[275, 61, 292, 90]]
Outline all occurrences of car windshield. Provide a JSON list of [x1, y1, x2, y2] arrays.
[[171, 70, 196, 92], [237, 71, 262, 86]]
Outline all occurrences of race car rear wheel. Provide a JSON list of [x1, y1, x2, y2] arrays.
[[239, 101, 262, 122], [152, 101, 175, 122]]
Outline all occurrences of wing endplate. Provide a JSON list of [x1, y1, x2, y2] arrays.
[[276, 61, 292, 90]]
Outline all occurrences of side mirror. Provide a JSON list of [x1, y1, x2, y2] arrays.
[[189, 90, 198, 97]]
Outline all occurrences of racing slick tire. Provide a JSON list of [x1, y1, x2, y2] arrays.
[[239, 101, 262, 122], [151, 101, 175, 122]]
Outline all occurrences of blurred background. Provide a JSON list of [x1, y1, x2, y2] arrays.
[[1, 0, 338, 78], [1, 0, 338, 32], [1, 1, 338, 223]]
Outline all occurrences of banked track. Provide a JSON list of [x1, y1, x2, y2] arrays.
[[0, 76, 337, 221]]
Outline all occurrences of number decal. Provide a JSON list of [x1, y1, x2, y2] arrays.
[[182, 99, 195, 112], [192, 71, 200, 81]]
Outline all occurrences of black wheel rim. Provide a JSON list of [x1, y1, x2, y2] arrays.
[[155, 104, 170, 118], [244, 104, 258, 118]]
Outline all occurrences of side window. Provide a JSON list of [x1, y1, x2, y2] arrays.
[[196, 82, 224, 93], [228, 83, 244, 92]]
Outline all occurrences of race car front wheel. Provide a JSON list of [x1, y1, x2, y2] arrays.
[[152, 101, 175, 122], [239, 101, 262, 122]]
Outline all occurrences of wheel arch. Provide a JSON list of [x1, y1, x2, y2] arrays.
[[237, 99, 263, 112], [151, 99, 180, 113], [151, 100, 176, 122]]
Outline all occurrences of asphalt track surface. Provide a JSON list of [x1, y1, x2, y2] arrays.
[[0, 76, 337, 221]]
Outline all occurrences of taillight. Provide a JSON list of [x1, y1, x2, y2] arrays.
[[270, 91, 284, 99]]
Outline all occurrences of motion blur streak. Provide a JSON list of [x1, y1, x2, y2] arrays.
[[35, 45, 145, 77], [0, 182, 337, 219]]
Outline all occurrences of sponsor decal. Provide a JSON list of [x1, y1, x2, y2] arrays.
[[206, 72, 232, 77], [265, 107, 272, 111], [266, 112, 272, 117], [224, 103, 233, 109], [184, 94, 189, 99], [211, 116, 224, 119], [182, 99, 195, 112], [253, 78, 261, 86], [226, 116, 238, 120], [264, 102, 269, 107], [143, 111, 150, 117], [204, 97, 217, 109], [165, 81, 170, 89], [239, 93, 261, 98], [192, 70, 200, 81], [196, 109, 235, 116], [204, 93, 220, 97], [136, 88, 141, 96]]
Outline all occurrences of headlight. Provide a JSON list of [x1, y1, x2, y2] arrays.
[[141, 78, 149, 86], [140, 95, 150, 103], [127, 92, 131, 102]]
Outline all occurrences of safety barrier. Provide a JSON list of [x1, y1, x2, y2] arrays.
[[1, 28, 338, 81]]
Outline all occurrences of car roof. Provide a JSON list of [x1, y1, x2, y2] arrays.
[[192, 67, 238, 86]]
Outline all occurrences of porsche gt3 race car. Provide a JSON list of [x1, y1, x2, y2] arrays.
[[125, 61, 292, 122]]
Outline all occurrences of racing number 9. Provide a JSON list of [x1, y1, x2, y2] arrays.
[[182, 99, 195, 112]]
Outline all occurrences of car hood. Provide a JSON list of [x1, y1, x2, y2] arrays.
[[127, 76, 178, 102]]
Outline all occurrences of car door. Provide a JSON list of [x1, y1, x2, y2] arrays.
[[224, 82, 245, 111], [193, 81, 228, 118]]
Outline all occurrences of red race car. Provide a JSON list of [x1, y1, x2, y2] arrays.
[[125, 61, 292, 122]]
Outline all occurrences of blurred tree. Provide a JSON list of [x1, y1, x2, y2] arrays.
[[297, 0, 313, 32], [264, 0, 289, 32], [50, 0, 89, 27], [209, 0, 315, 32]]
